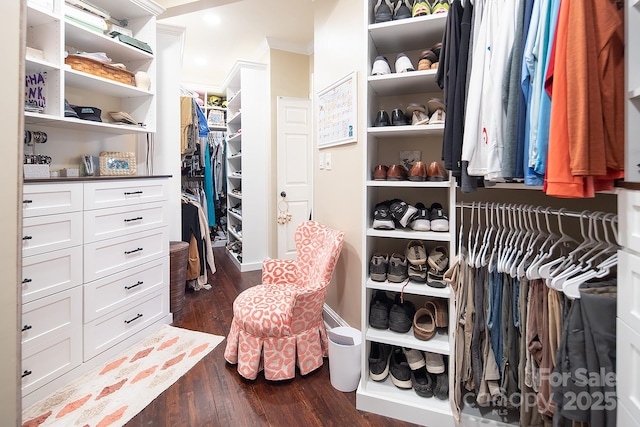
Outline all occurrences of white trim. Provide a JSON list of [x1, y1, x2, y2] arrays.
[[323, 303, 351, 329]]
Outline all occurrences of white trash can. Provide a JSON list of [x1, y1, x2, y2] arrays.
[[327, 326, 362, 392]]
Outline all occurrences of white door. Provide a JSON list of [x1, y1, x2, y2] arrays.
[[276, 97, 313, 259]]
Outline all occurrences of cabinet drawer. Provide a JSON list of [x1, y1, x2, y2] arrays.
[[619, 189, 640, 254], [617, 319, 640, 423], [83, 227, 168, 282], [22, 212, 83, 257], [84, 289, 168, 361], [83, 179, 168, 210], [84, 257, 168, 322], [83, 201, 168, 243], [617, 250, 640, 332], [22, 246, 82, 304], [22, 287, 82, 354], [23, 183, 83, 218]]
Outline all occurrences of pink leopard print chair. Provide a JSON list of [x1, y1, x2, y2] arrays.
[[224, 221, 344, 380]]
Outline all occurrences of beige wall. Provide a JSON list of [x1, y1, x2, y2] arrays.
[[1, 1, 24, 424], [268, 49, 311, 256], [313, 0, 365, 328]]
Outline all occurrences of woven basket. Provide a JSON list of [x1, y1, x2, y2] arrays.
[[169, 241, 190, 317], [99, 151, 136, 176], [65, 54, 135, 86]]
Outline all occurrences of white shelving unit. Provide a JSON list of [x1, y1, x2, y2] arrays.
[[626, 0, 640, 181], [356, 3, 459, 426], [223, 61, 269, 271], [21, 0, 170, 407]]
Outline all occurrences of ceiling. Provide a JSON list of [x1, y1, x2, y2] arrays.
[[155, 0, 315, 91]]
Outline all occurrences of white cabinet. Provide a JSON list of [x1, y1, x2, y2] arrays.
[[223, 61, 269, 271], [21, 179, 170, 407], [356, 4, 458, 425]]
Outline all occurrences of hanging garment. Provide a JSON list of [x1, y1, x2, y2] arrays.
[[180, 96, 194, 155]]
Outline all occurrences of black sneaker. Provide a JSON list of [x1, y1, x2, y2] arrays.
[[372, 203, 395, 230], [374, 0, 394, 23], [369, 290, 393, 329], [393, 0, 413, 19], [411, 366, 434, 398], [408, 263, 427, 283], [429, 202, 449, 232], [409, 202, 431, 231], [369, 253, 389, 282], [368, 342, 392, 381], [389, 200, 418, 228], [387, 253, 408, 283], [389, 294, 416, 333], [390, 347, 412, 389]]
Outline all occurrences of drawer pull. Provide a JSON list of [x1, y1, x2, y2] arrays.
[[22, 236, 33, 241], [22, 370, 32, 378], [124, 281, 143, 290], [22, 325, 32, 332], [124, 247, 143, 255], [124, 191, 143, 196], [22, 278, 32, 284], [23, 199, 33, 204], [124, 313, 143, 324], [124, 216, 143, 223]]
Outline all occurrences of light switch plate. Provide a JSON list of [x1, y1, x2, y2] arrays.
[[325, 153, 332, 170], [319, 153, 324, 170]]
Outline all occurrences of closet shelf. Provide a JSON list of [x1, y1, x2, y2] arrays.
[[228, 228, 242, 241], [65, 20, 154, 63], [366, 180, 451, 188], [227, 133, 242, 143], [24, 112, 152, 134], [629, 87, 640, 100], [27, 3, 57, 26], [65, 68, 153, 98], [633, 0, 640, 9], [228, 153, 242, 160], [366, 228, 452, 242], [209, 125, 226, 131], [228, 210, 242, 221], [227, 111, 241, 125], [226, 248, 242, 270], [226, 89, 242, 107], [368, 70, 440, 96], [26, 57, 60, 74], [366, 327, 450, 355], [368, 13, 447, 53], [358, 378, 453, 417], [367, 123, 444, 136], [228, 192, 242, 200], [366, 279, 451, 299]]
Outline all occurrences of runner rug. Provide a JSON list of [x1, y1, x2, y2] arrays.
[[22, 324, 224, 427]]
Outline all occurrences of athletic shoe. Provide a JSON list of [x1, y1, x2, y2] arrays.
[[402, 348, 426, 370], [427, 246, 449, 288], [389, 294, 416, 333], [390, 347, 413, 389], [373, 203, 395, 230], [369, 342, 392, 381], [374, 0, 395, 22], [429, 202, 449, 231], [405, 240, 427, 265], [395, 52, 415, 73], [389, 200, 418, 227], [387, 253, 409, 283], [412, 0, 431, 16], [369, 253, 389, 282], [409, 202, 431, 231], [393, 0, 413, 20], [431, 0, 450, 14], [371, 55, 392, 75], [408, 263, 427, 283], [369, 290, 393, 329], [425, 352, 445, 374]]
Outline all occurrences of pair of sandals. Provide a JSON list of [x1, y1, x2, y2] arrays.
[[413, 297, 448, 340], [406, 99, 446, 126]]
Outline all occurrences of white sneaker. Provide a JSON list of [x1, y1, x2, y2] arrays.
[[395, 52, 415, 73], [372, 55, 391, 75]]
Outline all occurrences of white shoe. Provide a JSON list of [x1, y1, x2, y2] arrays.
[[372, 55, 391, 75], [395, 52, 415, 73]]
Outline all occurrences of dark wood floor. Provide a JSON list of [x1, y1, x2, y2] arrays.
[[126, 247, 416, 427]]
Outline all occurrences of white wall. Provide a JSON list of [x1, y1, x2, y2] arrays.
[[0, 1, 24, 424], [312, 0, 365, 328]]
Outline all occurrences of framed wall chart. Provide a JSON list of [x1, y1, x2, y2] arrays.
[[317, 71, 357, 148]]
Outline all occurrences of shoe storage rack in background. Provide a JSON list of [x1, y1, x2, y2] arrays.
[[356, 2, 459, 425]]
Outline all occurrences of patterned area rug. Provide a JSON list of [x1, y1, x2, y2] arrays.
[[22, 325, 224, 427]]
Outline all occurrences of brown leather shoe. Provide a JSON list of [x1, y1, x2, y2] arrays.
[[408, 161, 427, 181], [386, 164, 408, 181], [373, 164, 388, 180], [427, 161, 448, 181]]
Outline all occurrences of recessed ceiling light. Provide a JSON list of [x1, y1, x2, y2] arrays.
[[203, 13, 221, 26]]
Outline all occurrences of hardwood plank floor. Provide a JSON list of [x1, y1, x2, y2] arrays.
[[126, 247, 417, 427]]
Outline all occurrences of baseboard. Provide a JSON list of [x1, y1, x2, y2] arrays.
[[322, 303, 351, 329]]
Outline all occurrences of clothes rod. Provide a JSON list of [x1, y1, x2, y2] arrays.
[[456, 202, 617, 221]]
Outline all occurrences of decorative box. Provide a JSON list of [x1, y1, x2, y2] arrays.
[[99, 152, 136, 176]]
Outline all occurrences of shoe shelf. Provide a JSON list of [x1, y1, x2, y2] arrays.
[[366, 228, 452, 242], [65, 68, 152, 97], [367, 122, 444, 136], [368, 70, 440, 96], [365, 278, 451, 299], [26, 57, 59, 75], [228, 210, 242, 221], [368, 13, 447, 53], [633, 0, 640, 10], [366, 327, 450, 356], [366, 179, 451, 188], [227, 111, 242, 126], [629, 87, 640, 100], [228, 227, 242, 242]]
